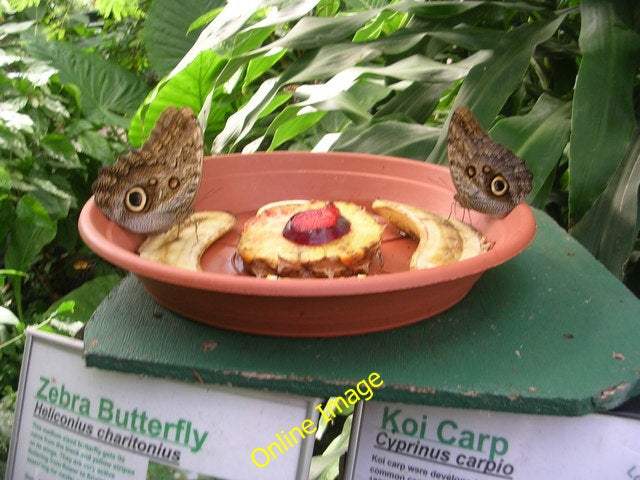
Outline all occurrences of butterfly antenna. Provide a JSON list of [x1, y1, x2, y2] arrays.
[[447, 201, 455, 220], [463, 208, 474, 227]]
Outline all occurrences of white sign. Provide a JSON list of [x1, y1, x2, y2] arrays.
[[6, 329, 319, 480], [345, 401, 640, 480]]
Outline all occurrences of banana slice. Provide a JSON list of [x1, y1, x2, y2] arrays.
[[372, 199, 490, 270], [138, 211, 236, 270], [447, 216, 493, 261]]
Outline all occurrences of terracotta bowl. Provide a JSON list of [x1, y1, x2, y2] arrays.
[[78, 151, 536, 337]]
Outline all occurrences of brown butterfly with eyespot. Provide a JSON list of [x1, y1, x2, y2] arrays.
[[92, 106, 203, 234], [447, 106, 533, 217]]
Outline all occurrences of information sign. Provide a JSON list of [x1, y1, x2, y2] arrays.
[[345, 401, 640, 480], [6, 328, 320, 480]]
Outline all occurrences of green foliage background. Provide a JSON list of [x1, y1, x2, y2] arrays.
[[1, 0, 639, 474]]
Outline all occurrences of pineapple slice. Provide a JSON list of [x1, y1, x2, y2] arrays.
[[237, 201, 384, 278]]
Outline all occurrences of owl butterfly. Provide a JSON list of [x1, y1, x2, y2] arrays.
[[92, 106, 203, 234], [447, 106, 533, 217]]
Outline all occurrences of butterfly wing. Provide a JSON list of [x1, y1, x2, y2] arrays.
[[447, 106, 532, 217], [92, 107, 204, 234]]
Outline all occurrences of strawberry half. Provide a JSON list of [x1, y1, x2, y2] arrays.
[[283, 202, 351, 245]]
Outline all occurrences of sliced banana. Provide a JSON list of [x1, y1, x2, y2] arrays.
[[372, 199, 490, 270], [138, 211, 236, 270], [447, 215, 493, 261]]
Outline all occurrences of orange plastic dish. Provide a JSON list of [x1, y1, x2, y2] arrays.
[[78, 151, 536, 337]]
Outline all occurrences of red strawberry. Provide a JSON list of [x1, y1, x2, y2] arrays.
[[283, 202, 351, 245]]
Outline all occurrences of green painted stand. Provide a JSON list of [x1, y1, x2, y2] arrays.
[[84, 210, 640, 416]]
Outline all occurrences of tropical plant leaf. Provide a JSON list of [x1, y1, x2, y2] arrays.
[[0, 124, 29, 158], [0, 168, 9, 193], [353, 10, 409, 42], [129, 50, 226, 147], [39, 134, 81, 169], [144, 0, 226, 77], [212, 77, 281, 153], [407, 1, 501, 19], [267, 108, 326, 151], [568, 0, 640, 223], [572, 128, 640, 279], [270, 10, 380, 50], [29, 175, 75, 219], [243, 48, 288, 88], [332, 120, 439, 160], [0, 108, 33, 132], [44, 274, 122, 324], [77, 130, 116, 164], [247, 0, 321, 30], [427, 12, 567, 164], [282, 50, 485, 118], [25, 35, 149, 128], [4, 194, 57, 273], [309, 414, 353, 480], [0, 307, 19, 327], [355, 52, 490, 84], [164, 0, 267, 82], [374, 81, 448, 124], [315, 0, 340, 17]]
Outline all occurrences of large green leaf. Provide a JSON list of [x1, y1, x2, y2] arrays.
[[247, 0, 321, 29], [44, 274, 122, 324], [374, 81, 448, 124], [332, 120, 439, 160], [4, 194, 56, 273], [267, 108, 326, 151], [283, 49, 485, 113], [24, 36, 149, 128], [143, 0, 225, 77], [568, 0, 640, 223], [164, 0, 318, 82], [572, 128, 640, 279], [129, 50, 226, 147], [243, 46, 287, 88], [427, 12, 567, 165], [270, 10, 381, 50], [425, 25, 516, 50], [275, 31, 440, 86], [212, 77, 281, 153], [353, 10, 409, 42], [39, 134, 82, 169], [407, 1, 510, 19], [354, 52, 490, 84]]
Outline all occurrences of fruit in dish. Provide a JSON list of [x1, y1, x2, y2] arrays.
[[138, 211, 236, 270], [372, 199, 491, 269], [237, 201, 384, 278]]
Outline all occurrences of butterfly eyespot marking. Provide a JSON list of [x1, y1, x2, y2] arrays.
[[125, 187, 147, 212], [482, 165, 492, 174], [168, 177, 180, 189], [148, 177, 158, 186], [465, 166, 476, 178], [490, 176, 509, 196]]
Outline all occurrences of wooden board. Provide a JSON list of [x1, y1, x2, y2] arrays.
[[84, 210, 640, 416]]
